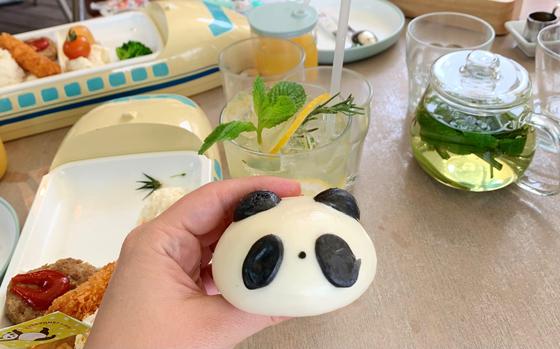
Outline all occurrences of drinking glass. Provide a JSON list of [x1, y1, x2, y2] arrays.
[[219, 37, 305, 101], [220, 71, 369, 195], [406, 12, 495, 113], [285, 67, 373, 189], [535, 24, 560, 120]]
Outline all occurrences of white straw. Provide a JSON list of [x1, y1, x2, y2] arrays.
[[326, 0, 351, 137], [330, 0, 351, 95]]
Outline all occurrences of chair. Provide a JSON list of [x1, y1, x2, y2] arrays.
[[32, 0, 83, 22]]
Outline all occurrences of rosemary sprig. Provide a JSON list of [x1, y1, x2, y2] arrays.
[[171, 172, 187, 178], [136, 173, 162, 199], [308, 93, 365, 118]]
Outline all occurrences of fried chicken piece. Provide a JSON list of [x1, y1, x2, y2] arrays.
[[47, 262, 115, 320], [0, 32, 61, 77]]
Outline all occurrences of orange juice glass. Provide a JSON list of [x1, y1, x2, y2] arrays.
[[248, 2, 318, 68], [219, 37, 305, 101]]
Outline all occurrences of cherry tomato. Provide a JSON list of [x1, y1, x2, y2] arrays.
[[69, 25, 95, 45], [63, 30, 91, 59]]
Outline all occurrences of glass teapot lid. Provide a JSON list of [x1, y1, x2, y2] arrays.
[[430, 50, 531, 109]]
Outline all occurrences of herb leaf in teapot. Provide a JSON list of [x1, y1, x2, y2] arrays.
[[415, 100, 531, 178]]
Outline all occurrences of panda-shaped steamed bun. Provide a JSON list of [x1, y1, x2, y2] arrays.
[[212, 188, 377, 317]]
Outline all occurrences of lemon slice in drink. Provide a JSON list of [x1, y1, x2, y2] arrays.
[[268, 93, 331, 154]]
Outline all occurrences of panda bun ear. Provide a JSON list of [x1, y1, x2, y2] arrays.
[[234, 191, 281, 222], [314, 188, 360, 220]]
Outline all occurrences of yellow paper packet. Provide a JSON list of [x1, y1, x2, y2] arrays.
[[0, 312, 90, 349]]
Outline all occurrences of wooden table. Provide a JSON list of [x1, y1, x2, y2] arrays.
[[2, 1, 559, 348]]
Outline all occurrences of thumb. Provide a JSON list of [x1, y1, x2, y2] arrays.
[[201, 295, 289, 348]]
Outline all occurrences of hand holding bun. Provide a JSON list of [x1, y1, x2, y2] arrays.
[[85, 177, 301, 349]]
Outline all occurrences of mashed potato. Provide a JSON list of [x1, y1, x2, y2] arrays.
[[139, 187, 190, 223], [0, 48, 25, 87], [66, 57, 94, 72], [66, 44, 110, 72]]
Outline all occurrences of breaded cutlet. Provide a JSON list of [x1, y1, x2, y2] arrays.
[[47, 262, 115, 321], [5, 258, 97, 324], [0, 32, 61, 77]]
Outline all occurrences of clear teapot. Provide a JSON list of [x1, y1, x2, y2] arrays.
[[410, 50, 560, 195]]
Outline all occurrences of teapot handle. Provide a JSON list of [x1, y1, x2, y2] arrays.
[[516, 113, 560, 196]]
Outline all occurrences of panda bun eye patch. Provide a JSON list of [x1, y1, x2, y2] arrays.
[[212, 188, 377, 317], [314, 188, 360, 220], [242, 235, 283, 290], [315, 234, 361, 288], [234, 191, 281, 222]]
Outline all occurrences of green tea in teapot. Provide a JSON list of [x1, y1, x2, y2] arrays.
[[411, 96, 536, 191], [410, 50, 560, 194]]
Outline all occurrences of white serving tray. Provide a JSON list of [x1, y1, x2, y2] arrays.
[[505, 20, 536, 58], [0, 11, 163, 96], [0, 151, 212, 327]]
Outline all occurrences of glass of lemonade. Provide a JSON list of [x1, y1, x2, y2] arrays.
[[410, 50, 560, 195], [219, 67, 372, 195], [285, 67, 373, 188]]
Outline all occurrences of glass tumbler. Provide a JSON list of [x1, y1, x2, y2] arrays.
[[219, 37, 305, 101], [406, 12, 495, 113], [285, 67, 373, 189], [220, 82, 353, 196], [535, 24, 560, 120]]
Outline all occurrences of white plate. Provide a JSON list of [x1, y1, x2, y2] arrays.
[[0, 198, 19, 281], [0, 151, 212, 327], [505, 20, 536, 58], [311, 0, 405, 64]]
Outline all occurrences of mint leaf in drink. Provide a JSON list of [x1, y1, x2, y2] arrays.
[[253, 78, 304, 144], [268, 81, 306, 110], [259, 95, 297, 129], [199, 77, 362, 152], [198, 121, 256, 155], [253, 76, 268, 118]]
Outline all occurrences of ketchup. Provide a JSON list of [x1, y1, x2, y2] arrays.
[[25, 38, 50, 52], [10, 270, 71, 310]]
